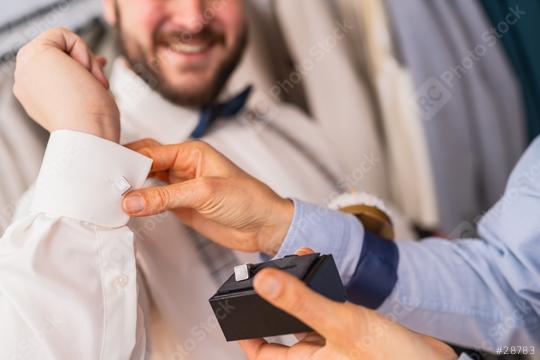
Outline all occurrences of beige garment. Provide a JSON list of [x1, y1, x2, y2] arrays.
[[336, 0, 439, 227], [274, 0, 389, 201], [224, 0, 279, 105]]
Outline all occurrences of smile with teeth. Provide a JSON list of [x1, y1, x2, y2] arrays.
[[168, 41, 212, 54]]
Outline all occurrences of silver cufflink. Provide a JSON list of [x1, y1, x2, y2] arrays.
[[113, 176, 133, 195], [234, 264, 253, 282]]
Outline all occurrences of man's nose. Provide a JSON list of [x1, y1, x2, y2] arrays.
[[167, 0, 207, 33]]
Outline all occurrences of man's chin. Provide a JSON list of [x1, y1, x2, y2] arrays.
[[139, 37, 246, 107], [157, 81, 216, 108]]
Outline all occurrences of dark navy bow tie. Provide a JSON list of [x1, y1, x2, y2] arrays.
[[190, 86, 253, 139]]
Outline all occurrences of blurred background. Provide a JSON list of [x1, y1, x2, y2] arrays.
[[0, 0, 102, 61]]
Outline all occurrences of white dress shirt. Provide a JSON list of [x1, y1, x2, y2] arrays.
[[0, 59, 349, 359], [0, 131, 152, 359]]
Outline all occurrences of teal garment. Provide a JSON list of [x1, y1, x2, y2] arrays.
[[480, 0, 540, 141]]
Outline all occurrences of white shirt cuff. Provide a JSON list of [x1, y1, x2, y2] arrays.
[[30, 130, 152, 228]]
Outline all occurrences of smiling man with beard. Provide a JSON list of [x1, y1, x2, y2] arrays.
[[108, 0, 249, 107], [0, 1, 366, 359]]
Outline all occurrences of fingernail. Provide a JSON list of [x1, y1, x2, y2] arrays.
[[255, 273, 281, 299], [124, 194, 145, 213], [295, 247, 313, 256]]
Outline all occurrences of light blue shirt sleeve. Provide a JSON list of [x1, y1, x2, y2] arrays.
[[378, 137, 540, 351], [274, 199, 364, 284], [275, 137, 540, 352]]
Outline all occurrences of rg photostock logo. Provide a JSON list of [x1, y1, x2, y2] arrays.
[[414, 77, 453, 121]]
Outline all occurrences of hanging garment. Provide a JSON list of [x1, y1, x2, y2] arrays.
[[335, 0, 440, 227], [382, 0, 526, 232], [273, 0, 392, 204]]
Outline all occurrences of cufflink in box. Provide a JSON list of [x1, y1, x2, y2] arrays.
[[209, 253, 346, 341]]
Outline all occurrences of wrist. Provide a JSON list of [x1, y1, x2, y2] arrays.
[[86, 120, 120, 143], [258, 197, 294, 256], [82, 106, 120, 143], [50, 114, 120, 143], [46, 102, 120, 143]]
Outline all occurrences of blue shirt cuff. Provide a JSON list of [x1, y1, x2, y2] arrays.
[[346, 231, 399, 309], [274, 199, 364, 284]]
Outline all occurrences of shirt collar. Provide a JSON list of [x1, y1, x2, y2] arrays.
[[110, 58, 200, 145]]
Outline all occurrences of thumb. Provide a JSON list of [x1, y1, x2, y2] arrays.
[[123, 177, 219, 216], [253, 268, 342, 338]]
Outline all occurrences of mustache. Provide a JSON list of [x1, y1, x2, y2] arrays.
[[155, 28, 225, 45]]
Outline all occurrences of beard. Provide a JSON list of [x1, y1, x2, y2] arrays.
[[114, 9, 248, 108]]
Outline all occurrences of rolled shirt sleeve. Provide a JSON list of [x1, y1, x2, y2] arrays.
[[0, 130, 151, 359]]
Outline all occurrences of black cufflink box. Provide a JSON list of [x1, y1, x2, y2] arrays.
[[209, 253, 346, 341]]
